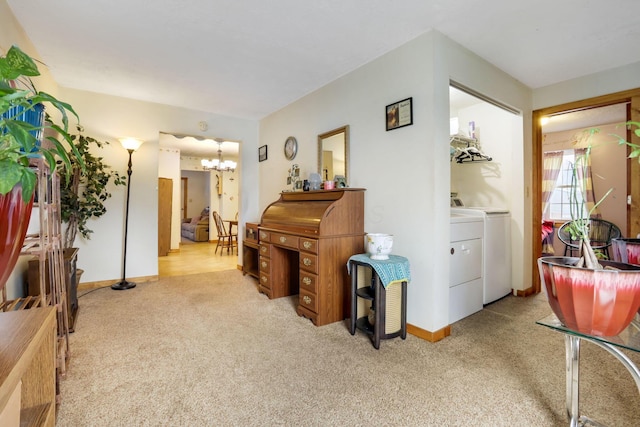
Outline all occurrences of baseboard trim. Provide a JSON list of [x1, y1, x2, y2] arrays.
[[78, 275, 158, 291], [407, 323, 451, 343], [515, 287, 535, 297]]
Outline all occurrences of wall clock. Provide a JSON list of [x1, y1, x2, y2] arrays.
[[284, 136, 298, 160]]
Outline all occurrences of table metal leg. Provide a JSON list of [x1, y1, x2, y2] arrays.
[[564, 334, 640, 426], [401, 280, 407, 339], [349, 264, 356, 335], [372, 274, 381, 350], [565, 335, 580, 426]]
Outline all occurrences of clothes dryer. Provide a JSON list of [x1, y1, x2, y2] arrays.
[[451, 207, 512, 304]]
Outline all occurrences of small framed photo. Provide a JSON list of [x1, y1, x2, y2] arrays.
[[386, 97, 413, 131], [259, 145, 268, 162]]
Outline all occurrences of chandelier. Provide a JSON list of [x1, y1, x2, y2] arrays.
[[201, 139, 237, 172]]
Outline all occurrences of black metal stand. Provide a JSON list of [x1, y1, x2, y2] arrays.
[[112, 148, 136, 291], [349, 257, 408, 349]]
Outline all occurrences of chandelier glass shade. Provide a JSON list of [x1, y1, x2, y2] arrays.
[[201, 141, 237, 172]]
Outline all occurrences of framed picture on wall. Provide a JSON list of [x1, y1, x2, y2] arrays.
[[259, 145, 268, 162], [386, 97, 413, 131]]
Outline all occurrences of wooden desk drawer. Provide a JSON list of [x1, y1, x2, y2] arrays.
[[299, 289, 318, 313], [299, 238, 318, 254], [245, 222, 259, 244], [258, 230, 270, 242], [299, 272, 318, 294], [272, 233, 298, 249], [259, 272, 271, 289], [299, 253, 318, 274], [259, 257, 270, 273], [259, 244, 271, 257]]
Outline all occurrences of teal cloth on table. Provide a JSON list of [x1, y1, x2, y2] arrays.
[[347, 254, 410, 288]]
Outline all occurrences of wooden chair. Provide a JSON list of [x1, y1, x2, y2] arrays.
[[212, 211, 237, 255], [557, 218, 622, 259]]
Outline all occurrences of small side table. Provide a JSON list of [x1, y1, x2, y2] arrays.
[[347, 254, 410, 349], [537, 314, 640, 426]]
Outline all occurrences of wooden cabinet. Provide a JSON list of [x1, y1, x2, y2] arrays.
[[0, 308, 56, 427], [258, 189, 365, 326], [158, 178, 172, 256], [242, 222, 260, 279]]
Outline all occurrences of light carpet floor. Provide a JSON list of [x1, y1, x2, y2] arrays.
[[57, 270, 640, 426]]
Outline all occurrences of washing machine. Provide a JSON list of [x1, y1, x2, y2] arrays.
[[451, 206, 512, 304]]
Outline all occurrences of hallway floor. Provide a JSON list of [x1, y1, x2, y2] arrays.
[[158, 240, 238, 277]]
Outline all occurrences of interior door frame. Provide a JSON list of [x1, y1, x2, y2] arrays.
[[181, 177, 188, 219], [531, 88, 640, 293]]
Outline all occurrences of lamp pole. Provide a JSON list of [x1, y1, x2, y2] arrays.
[[112, 138, 143, 290]]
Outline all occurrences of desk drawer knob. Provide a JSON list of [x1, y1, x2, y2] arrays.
[[303, 241, 312, 250], [261, 261, 267, 268], [261, 247, 267, 253], [261, 276, 268, 283], [260, 231, 267, 239], [302, 295, 312, 305], [302, 277, 311, 285], [303, 258, 312, 266]]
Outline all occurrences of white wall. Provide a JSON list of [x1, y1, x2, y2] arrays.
[[533, 62, 640, 110], [451, 102, 521, 209], [58, 88, 258, 281], [180, 154, 240, 240], [259, 31, 531, 333], [158, 146, 182, 250], [181, 170, 209, 219]]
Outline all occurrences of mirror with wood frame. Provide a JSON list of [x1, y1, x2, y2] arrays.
[[317, 125, 349, 184]]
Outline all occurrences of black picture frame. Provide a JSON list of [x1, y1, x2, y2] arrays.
[[259, 145, 268, 162], [386, 97, 413, 131]]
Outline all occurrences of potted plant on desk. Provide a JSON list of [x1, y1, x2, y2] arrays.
[[0, 45, 83, 290], [538, 128, 640, 337]]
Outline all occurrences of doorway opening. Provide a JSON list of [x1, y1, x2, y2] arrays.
[[531, 89, 640, 293], [158, 133, 241, 277]]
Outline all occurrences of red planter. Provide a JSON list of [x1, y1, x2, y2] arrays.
[[538, 256, 640, 337], [612, 238, 640, 266], [0, 185, 34, 291]]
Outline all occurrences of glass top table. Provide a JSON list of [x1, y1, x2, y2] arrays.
[[537, 314, 640, 426], [537, 313, 640, 353]]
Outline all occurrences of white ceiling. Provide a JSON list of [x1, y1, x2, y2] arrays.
[[6, 0, 640, 123]]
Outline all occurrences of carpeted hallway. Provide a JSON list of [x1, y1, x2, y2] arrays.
[[57, 270, 640, 426]]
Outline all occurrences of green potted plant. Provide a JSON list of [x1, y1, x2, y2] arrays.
[[0, 45, 83, 290], [610, 121, 640, 264], [60, 127, 125, 249], [538, 127, 640, 336]]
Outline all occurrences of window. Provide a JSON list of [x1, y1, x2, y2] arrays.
[[543, 150, 588, 220]]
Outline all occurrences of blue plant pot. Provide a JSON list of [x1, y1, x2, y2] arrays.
[[1, 103, 45, 150]]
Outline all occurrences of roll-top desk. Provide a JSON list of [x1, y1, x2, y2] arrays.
[[258, 188, 365, 326]]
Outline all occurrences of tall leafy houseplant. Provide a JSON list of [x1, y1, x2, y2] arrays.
[[568, 124, 640, 269], [565, 130, 613, 270], [60, 128, 125, 248], [0, 45, 82, 199], [538, 125, 640, 337], [0, 45, 83, 290]]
